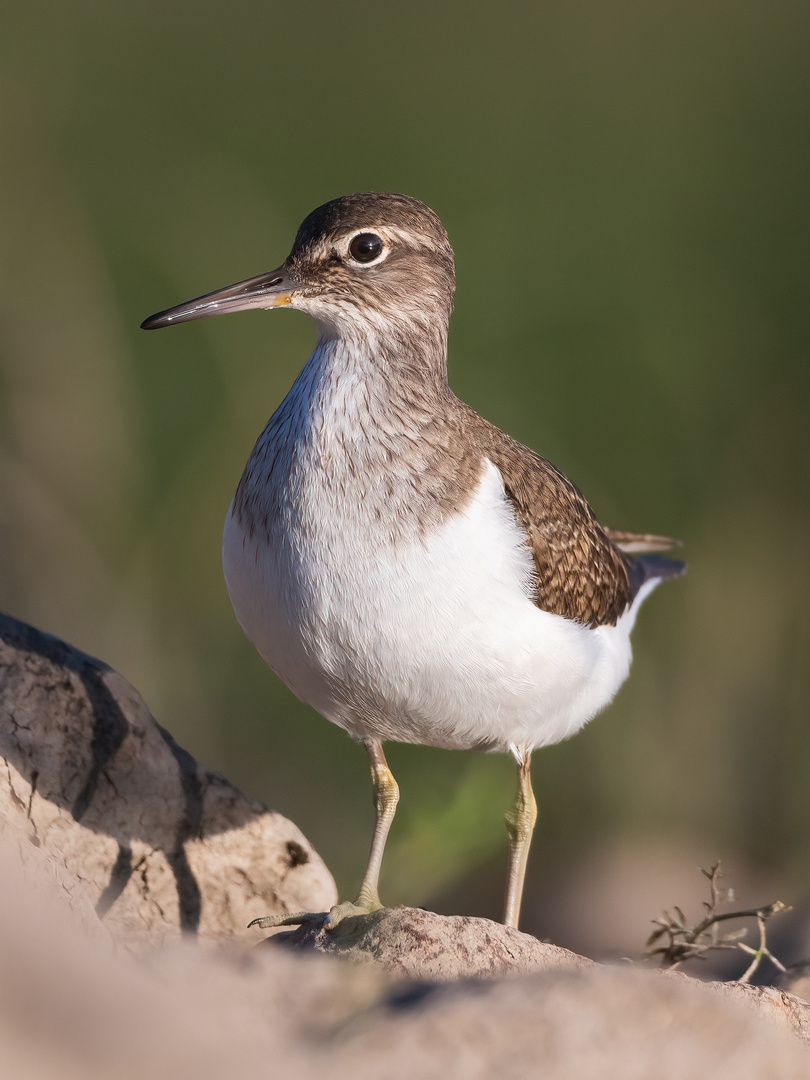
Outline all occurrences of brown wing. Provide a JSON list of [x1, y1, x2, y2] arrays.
[[460, 409, 635, 627]]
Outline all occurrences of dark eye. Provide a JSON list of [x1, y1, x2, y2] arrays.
[[349, 233, 384, 263]]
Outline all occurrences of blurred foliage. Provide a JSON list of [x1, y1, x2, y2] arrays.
[[1, 0, 806, 944]]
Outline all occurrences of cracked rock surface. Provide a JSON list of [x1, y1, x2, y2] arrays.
[[0, 612, 337, 948]]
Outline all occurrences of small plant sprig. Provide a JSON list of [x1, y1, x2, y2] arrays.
[[645, 862, 791, 983]]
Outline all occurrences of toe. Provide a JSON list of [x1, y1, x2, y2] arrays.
[[324, 899, 382, 929], [248, 910, 326, 930]]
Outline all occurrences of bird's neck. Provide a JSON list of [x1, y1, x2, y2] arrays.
[[232, 319, 469, 538], [296, 318, 452, 439]]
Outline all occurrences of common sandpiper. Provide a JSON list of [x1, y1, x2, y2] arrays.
[[142, 192, 685, 931]]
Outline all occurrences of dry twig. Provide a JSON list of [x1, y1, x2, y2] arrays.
[[645, 862, 790, 982]]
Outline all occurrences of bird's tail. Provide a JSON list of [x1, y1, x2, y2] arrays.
[[634, 553, 687, 584], [605, 526, 687, 594], [604, 528, 681, 554], [621, 552, 686, 631]]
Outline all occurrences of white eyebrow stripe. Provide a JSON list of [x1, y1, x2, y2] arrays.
[[339, 225, 449, 265], [380, 225, 446, 251]]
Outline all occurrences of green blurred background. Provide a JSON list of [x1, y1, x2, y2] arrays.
[[1, 0, 806, 964]]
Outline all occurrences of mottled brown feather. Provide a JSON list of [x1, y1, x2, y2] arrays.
[[434, 401, 634, 627]]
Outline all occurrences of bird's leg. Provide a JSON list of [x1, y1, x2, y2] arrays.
[[324, 739, 399, 926], [503, 747, 537, 929], [250, 740, 400, 933], [354, 739, 400, 910]]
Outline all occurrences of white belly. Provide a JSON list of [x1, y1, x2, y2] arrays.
[[222, 459, 646, 753]]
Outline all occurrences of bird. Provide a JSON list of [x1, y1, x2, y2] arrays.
[[142, 192, 685, 931]]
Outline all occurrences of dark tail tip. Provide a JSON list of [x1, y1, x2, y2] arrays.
[[638, 554, 688, 584]]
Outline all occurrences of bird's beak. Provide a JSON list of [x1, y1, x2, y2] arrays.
[[141, 265, 296, 330]]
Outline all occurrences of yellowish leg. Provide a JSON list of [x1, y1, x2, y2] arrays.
[[352, 740, 400, 911], [503, 748, 537, 930], [249, 739, 399, 932], [323, 740, 399, 925]]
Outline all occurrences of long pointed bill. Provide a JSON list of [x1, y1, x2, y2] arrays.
[[141, 266, 296, 329]]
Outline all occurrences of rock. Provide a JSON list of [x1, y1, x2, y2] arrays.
[[269, 905, 810, 1050], [271, 905, 593, 980], [1, 842, 808, 1080], [0, 612, 337, 948], [699, 976, 810, 1045], [1, 611, 808, 1077], [342, 964, 810, 1080]]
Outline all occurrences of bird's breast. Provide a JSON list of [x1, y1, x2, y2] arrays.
[[221, 341, 638, 750], [222, 438, 633, 752]]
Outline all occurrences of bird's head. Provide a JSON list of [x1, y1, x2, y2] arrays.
[[141, 193, 456, 344]]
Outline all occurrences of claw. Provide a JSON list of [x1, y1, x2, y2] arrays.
[[247, 910, 327, 930]]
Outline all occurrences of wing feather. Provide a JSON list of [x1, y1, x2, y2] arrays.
[[453, 404, 683, 627]]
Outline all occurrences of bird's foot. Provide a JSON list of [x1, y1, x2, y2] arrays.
[[248, 897, 382, 932], [323, 898, 382, 929]]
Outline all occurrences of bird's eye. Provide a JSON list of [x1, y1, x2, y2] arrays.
[[348, 233, 384, 264]]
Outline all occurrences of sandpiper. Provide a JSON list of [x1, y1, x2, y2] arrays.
[[142, 192, 684, 930]]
